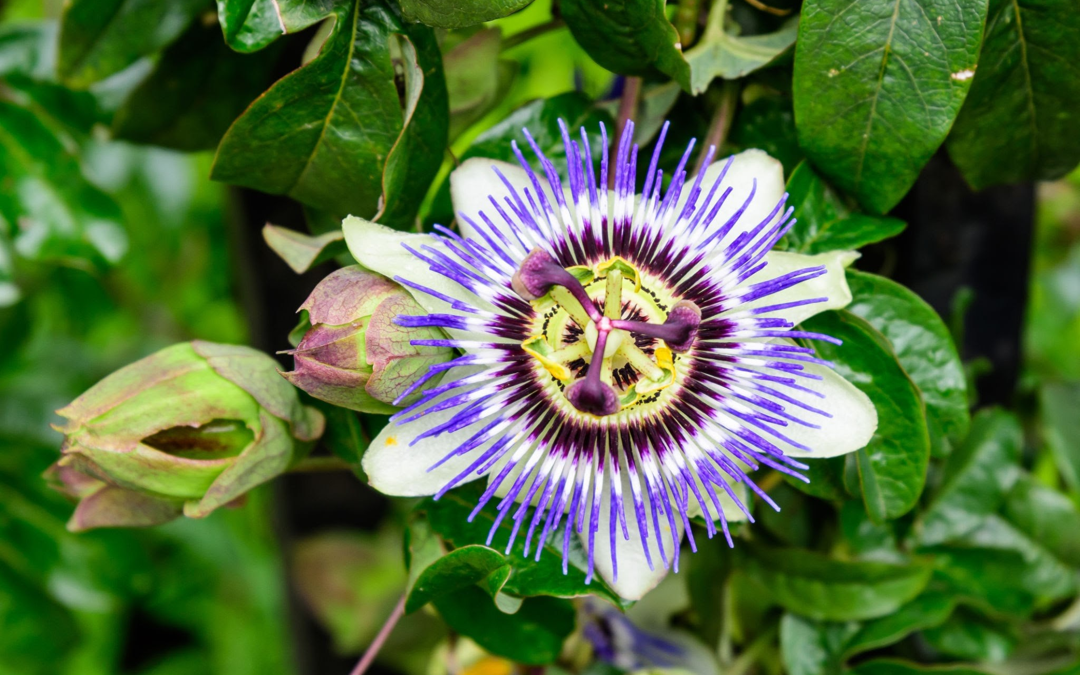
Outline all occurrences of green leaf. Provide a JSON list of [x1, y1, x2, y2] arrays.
[[916, 409, 1021, 546], [946, 0, 1080, 189], [433, 585, 575, 665], [57, 0, 206, 87], [406, 541, 508, 613], [842, 593, 956, 658], [957, 515, 1078, 605], [920, 609, 1015, 662], [400, 0, 534, 28], [111, 20, 281, 151], [420, 484, 625, 606], [262, 225, 347, 275], [781, 163, 906, 254], [0, 101, 126, 269], [1041, 382, 1080, 493], [838, 499, 900, 561], [804, 311, 930, 522], [739, 542, 932, 622], [215, 0, 339, 53], [792, 0, 989, 213], [846, 271, 968, 443], [211, 0, 448, 226], [425, 92, 611, 228], [683, 0, 797, 95], [1002, 474, 1080, 568], [923, 523, 1078, 619], [374, 27, 451, 229], [560, 0, 689, 84], [780, 613, 852, 675], [729, 92, 803, 175], [785, 455, 848, 501], [444, 28, 516, 141], [848, 659, 993, 675]]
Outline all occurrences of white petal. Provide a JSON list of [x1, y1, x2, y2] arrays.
[[739, 249, 859, 325], [361, 370, 493, 497], [580, 474, 683, 601], [450, 157, 574, 246], [765, 355, 878, 459], [342, 215, 485, 315], [679, 149, 786, 245], [683, 476, 751, 524], [450, 158, 531, 241]]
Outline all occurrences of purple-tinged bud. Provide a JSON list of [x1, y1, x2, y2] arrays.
[[282, 266, 453, 412], [51, 341, 325, 526]]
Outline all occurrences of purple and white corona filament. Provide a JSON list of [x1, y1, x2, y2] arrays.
[[345, 121, 878, 600]]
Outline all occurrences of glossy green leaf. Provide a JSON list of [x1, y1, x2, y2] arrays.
[[1003, 474, 1080, 568], [804, 311, 930, 522], [946, 0, 1080, 189], [1041, 382, 1080, 493], [111, 20, 281, 151], [739, 542, 932, 622], [420, 484, 624, 606], [846, 271, 968, 443], [215, 0, 339, 53], [683, 0, 797, 95], [793, 0, 989, 213], [434, 585, 575, 665], [916, 409, 1021, 546], [848, 660, 993, 675], [400, 0, 534, 28], [57, 0, 206, 87], [560, 0, 689, 84], [782, 163, 906, 254], [262, 225, 347, 274], [211, 0, 448, 226], [920, 609, 1015, 662], [407, 542, 508, 613], [0, 101, 126, 269]]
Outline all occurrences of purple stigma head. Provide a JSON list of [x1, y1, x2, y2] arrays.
[[565, 377, 620, 417]]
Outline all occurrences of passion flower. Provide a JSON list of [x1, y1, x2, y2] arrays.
[[343, 121, 877, 600]]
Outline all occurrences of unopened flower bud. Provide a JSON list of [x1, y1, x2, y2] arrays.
[[282, 266, 452, 412], [52, 341, 324, 525]]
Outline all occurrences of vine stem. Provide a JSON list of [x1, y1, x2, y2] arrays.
[[610, 76, 643, 189], [349, 594, 406, 675], [692, 80, 739, 176], [501, 17, 566, 51]]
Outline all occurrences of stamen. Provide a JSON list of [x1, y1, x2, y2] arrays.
[[612, 300, 702, 352]]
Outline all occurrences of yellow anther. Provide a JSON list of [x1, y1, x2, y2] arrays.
[[596, 256, 641, 292], [521, 335, 573, 381]]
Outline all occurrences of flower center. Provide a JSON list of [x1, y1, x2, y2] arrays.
[[512, 249, 700, 418]]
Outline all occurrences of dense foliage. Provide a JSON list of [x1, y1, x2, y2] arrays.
[[2, 0, 1079, 674]]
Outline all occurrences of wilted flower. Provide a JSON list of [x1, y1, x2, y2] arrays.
[[283, 266, 454, 412], [344, 121, 877, 599], [52, 341, 324, 527]]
